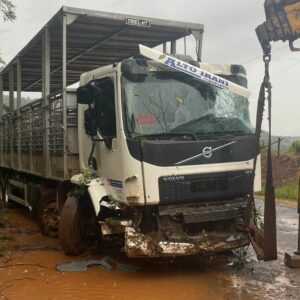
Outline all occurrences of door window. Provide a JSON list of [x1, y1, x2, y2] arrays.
[[93, 77, 116, 137]]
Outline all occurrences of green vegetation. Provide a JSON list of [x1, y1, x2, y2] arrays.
[[257, 181, 298, 201], [77, 169, 97, 195], [289, 140, 300, 154], [275, 182, 298, 200], [0, 0, 16, 22], [232, 248, 249, 270], [253, 205, 264, 232], [0, 0, 16, 68]]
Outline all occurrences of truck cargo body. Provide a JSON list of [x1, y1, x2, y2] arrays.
[[0, 91, 79, 181]]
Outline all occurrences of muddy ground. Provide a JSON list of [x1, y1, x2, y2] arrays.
[[0, 201, 299, 300]]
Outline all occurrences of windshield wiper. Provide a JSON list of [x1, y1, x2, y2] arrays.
[[132, 132, 198, 141]]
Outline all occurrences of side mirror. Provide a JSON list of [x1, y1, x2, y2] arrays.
[[77, 84, 101, 105], [84, 108, 97, 136]]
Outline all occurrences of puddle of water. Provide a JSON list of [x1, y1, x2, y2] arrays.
[[1, 209, 57, 253], [0, 250, 261, 300]]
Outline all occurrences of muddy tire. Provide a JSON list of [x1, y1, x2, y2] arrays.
[[59, 195, 98, 256], [37, 190, 59, 238]]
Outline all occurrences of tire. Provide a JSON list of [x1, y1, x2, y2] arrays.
[[37, 190, 59, 237], [59, 195, 99, 256]]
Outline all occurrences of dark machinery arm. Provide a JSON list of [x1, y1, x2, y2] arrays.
[[255, 0, 300, 265], [256, 0, 300, 53]]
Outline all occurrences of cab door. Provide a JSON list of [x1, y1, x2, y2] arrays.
[[92, 74, 123, 201]]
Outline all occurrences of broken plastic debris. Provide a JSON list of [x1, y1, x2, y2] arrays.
[[101, 256, 141, 273], [56, 259, 113, 272], [56, 256, 141, 273]]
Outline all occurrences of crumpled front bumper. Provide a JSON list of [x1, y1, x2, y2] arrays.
[[125, 227, 249, 258]]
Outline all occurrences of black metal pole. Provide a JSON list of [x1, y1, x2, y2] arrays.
[[296, 214, 300, 255], [296, 175, 300, 254]]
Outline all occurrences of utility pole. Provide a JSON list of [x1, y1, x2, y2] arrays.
[[277, 137, 284, 157]]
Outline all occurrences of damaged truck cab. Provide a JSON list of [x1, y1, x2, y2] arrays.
[[70, 46, 261, 257]]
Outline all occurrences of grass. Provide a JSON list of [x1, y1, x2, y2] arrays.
[[275, 182, 298, 200], [256, 181, 298, 201]]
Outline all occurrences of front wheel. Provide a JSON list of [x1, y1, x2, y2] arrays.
[[59, 194, 99, 256]]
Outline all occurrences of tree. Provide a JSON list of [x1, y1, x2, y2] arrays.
[[0, 0, 15, 68], [0, 0, 16, 22]]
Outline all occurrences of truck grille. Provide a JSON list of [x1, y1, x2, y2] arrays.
[[159, 170, 253, 205], [182, 199, 247, 223], [159, 198, 248, 223]]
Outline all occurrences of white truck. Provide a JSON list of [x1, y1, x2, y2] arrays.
[[0, 7, 260, 257]]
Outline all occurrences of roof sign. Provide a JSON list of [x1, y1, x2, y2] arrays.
[[125, 18, 150, 28], [139, 44, 251, 98]]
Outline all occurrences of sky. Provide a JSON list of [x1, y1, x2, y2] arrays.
[[1, 0, 300, 136]]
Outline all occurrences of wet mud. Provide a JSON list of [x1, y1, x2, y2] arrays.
[[0, 203, 299, 300]]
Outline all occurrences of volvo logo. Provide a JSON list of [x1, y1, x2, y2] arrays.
[[202, 146, 213, 159], [163, 176, 185, 182]]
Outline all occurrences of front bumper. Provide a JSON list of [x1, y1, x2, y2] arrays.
[[125, 227, 249, 257]]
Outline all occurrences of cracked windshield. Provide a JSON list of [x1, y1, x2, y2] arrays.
[[124, 71, 253, 138]]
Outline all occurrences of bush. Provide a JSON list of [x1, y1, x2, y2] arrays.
[[257, 181, 298, 200], [290, 140, 300, 154]]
